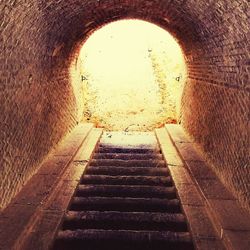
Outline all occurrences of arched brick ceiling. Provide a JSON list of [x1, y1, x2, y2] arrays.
[[1, 0, 249, 212], [41, 0, 208, 60], [2, 0, 249, 89]]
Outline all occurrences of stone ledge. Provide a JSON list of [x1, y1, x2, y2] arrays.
[[165, 124, 191, 143], [156, 127, 223, 250], [163, 124, 250, 250], [20, 128, 103, 250], [0, 123, 99, 250], [155, 127, 184, 167]]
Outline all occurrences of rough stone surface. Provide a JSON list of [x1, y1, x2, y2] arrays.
[[183, 205, 218, 239], [195, 179, 235, 200], [207, 199, 250, 231], [174, 183, 204, 206], [194, 238, 226, 250], [1, 0, 249, 214], [223, 230, 250, 250]]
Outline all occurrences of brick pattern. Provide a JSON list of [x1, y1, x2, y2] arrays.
[[181, 82, 249, 212], [180, 1, 250, 213], [1, 0, 249, 213]]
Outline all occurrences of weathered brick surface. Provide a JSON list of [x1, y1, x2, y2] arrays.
[[181, 83, 249, 212], [1, 0, 249, 213]]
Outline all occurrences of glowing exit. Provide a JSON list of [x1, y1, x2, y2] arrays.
[[71, 20, 187, 131]]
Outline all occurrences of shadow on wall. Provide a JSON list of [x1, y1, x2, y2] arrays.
[[70, 20, 187, 131]]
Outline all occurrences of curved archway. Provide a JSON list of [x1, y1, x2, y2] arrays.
[[70, 19, 187, 131]]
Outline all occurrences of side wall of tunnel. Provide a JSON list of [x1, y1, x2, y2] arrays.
[[1, 0, 249, 212], [180, 1, 249, 210], [0, 1, 80, 210]]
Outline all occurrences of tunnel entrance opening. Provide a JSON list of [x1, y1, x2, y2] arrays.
[[70, 20, 187, 131]]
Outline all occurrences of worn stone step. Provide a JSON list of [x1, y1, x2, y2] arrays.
[[90, 159, 165, 168], [81, 175, 173, 186], [86, 166, 169, 176], [99, 143, 160, 151], [97, 147, 161, 154], [70, 197, 181, 213], [76, 185, 176, 199], [93, 153, 163, 160], [54, 229, 194, 250], [62, 211, 188, 232]]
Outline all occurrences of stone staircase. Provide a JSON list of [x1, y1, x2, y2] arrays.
[[53, 132, 194, 250]]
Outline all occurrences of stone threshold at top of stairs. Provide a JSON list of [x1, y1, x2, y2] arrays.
[[0, 123, 103, 250], [155, 124, 250, 250]]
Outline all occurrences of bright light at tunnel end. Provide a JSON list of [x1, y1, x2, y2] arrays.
[[70, 19, 187, 131]]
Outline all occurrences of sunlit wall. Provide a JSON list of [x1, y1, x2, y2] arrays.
[[71, 20, 187, 131]]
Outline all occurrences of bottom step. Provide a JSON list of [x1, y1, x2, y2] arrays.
[[54, 229, 194, 250]]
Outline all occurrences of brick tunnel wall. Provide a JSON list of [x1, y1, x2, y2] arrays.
[[1, 0, 249, 212], [180, 1, 250, 212], [1, 1, 79, 210]]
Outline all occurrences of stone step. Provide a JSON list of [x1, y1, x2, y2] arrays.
[[54, 229, 193, 250], [76, 185, 176, 199], [70, 197, 181, 213], [97, 147, 161, 154], [93, 153, 163, 160], [81, 175, 173, 186], [62, 211, 187, 232], [53, 133, 195, 250], [86, 166, 169, 176], [90, 159, 166, 168], [99, 143, 160, 151]]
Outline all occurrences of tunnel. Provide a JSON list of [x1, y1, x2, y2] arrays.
[[1, 1, 249, 249]]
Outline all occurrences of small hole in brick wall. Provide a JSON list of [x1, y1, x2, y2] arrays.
[[70, 19, 187, 131]]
